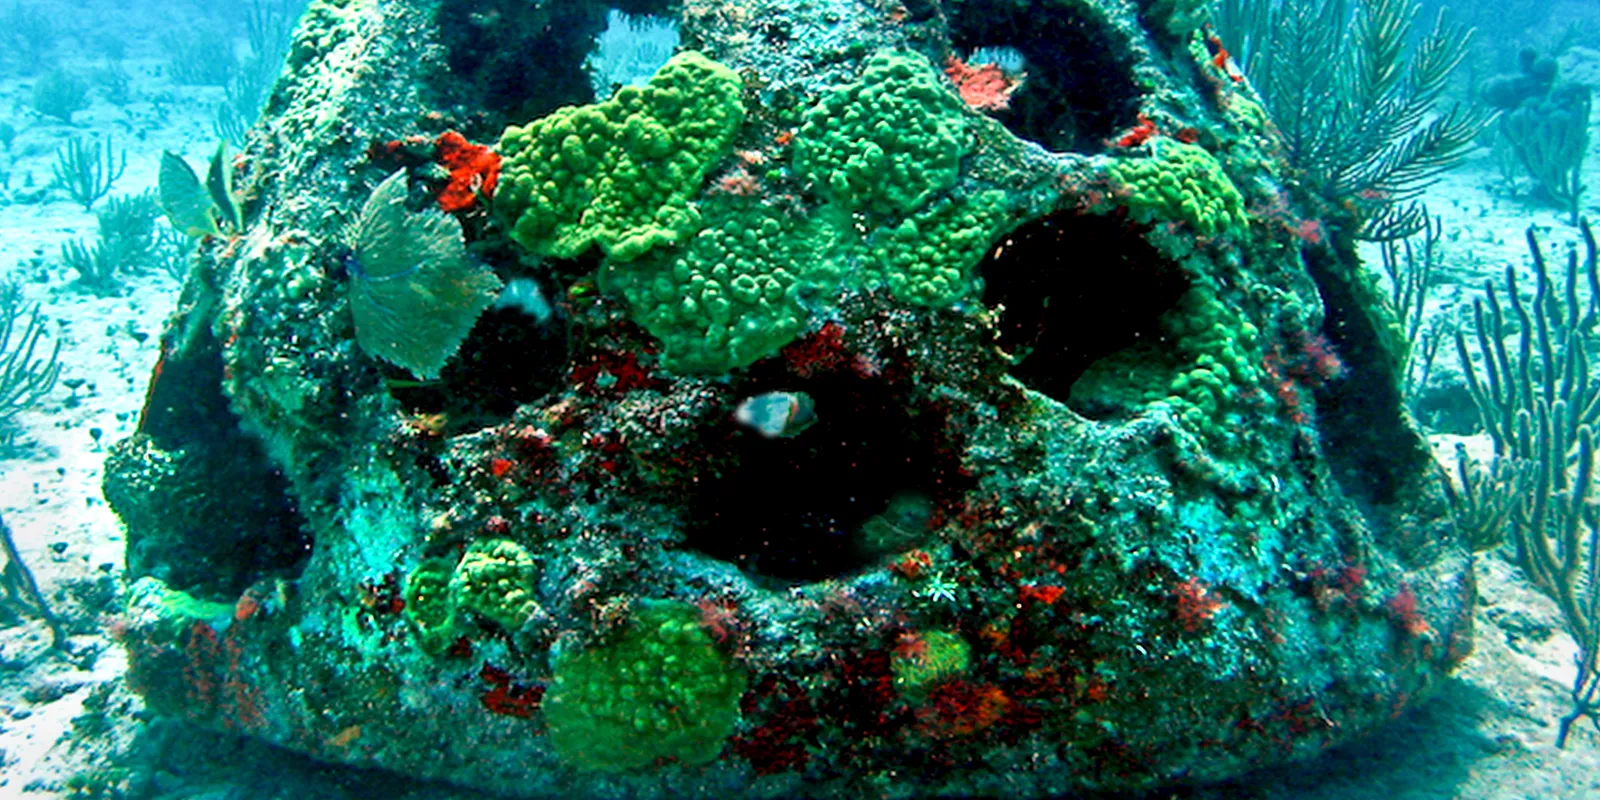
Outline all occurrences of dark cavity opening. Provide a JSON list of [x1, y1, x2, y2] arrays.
[[980, 211, 1189, 412], [946, 0, 1143, 152], [434, 0, 673, 122], [1301, 244, 1432, 509], [680, 371, 965, 584], [385, 270, 570, 427], [109, 321, 310, 601]]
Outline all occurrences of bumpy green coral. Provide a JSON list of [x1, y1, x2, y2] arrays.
[[449, 538, 540, 632], [1165, 285, 1261, 437], [861, 190, 1011, 305], [602, 199, 843, 372], [494, 52, 744, 262], [403, 557, 457, 654], [543, 601, 745, 772], [1109, 138, 1246, 238], [892, 629, 971, 698], [794, 50, 972, 216], [528, 49, 1004, 371]]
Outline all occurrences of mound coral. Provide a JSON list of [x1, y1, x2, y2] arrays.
[[794, 50, 972, 216], [542, 601, 746, 772], [449, 538, 541, 632], [1109, 137, 1247, 238], [493, 51, 744, 263], [600, 198, 839, 372]]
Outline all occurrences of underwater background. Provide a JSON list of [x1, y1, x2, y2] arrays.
[[0, 0, 1597, 797]]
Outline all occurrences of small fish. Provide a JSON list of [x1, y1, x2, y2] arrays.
[[734, 391, 816, 438], [493, 277, 554, 324]]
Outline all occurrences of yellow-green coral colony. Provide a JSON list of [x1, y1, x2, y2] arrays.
[[543, 602, 746, 772], [491, 51, 1257, 377], [402, 539, 542, 650], [1108, 138, 1247, 239], [493, 52, 745, 263], [494, 49, 1030, 373], [449, 538, 541, 632], [480, 50, 1273, 390], [793, 50, 972, 216]]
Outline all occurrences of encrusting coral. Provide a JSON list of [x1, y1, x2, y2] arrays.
[[543, 602, 746, 772], [494, 51, 745, 263]]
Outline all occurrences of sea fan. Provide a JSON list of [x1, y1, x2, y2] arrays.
[[349, 170, 502, 380]]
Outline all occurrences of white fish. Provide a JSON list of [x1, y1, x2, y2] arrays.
[[493, 277, 554, 324], [734, 391, 816, 438]]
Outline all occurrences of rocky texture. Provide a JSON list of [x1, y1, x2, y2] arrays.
[[103, 0, 1473, 796]]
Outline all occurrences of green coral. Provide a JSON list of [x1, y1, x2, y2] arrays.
[[494, 52, 744, 263], [1165, 285, 1262, 435], [495, 48, 1006, 372], [792, 51, 1005, 307], [892, 629, 971, 698], [403, 557, 457, 654], [794, 50, 972, 216], [401, 539, 542, 653], [142, 581, 233, 641], [543, 601, 745, 772], [602, 198, 842, 373], [449, 538, 541, 632], [1109, 138, 1247, 238], [860, 189, 1011, 305]]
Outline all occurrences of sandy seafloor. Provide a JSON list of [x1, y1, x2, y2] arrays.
[[2, 6, 1600, 799]]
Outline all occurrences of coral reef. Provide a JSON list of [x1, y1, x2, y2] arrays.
[[543, 601, 746, 772], [102, 0, 1473, 797]]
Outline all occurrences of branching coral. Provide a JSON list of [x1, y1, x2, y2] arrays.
[[0, 295, 61, 425], [1212, 0, 1489, 239]]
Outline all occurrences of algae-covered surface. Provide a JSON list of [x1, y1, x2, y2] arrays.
[[2, 0, 1600, 798]]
